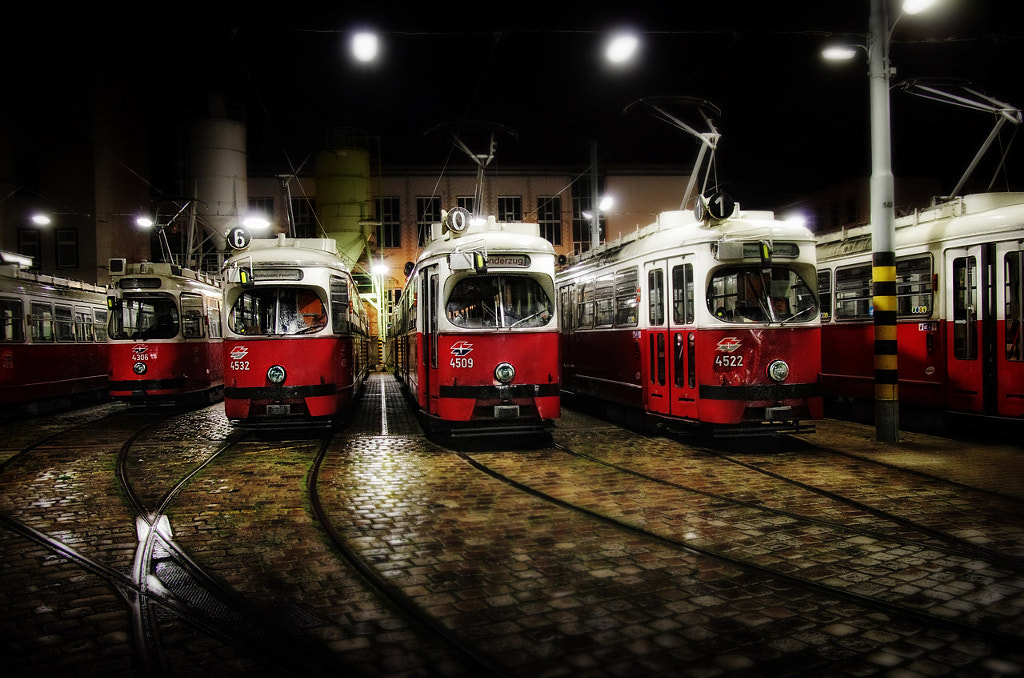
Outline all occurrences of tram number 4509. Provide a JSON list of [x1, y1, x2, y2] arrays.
[[450, 357, 474, 368]]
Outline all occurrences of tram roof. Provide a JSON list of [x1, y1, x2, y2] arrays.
[[223, 235, 351, 271], [561, 207, 815, 272], [816, 192, 1024, 260], [417, 217, 555, 262]]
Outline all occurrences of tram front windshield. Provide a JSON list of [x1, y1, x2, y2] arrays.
[[446, 275, 553, 329], [108, 296, 179, 340], [228, 287, 327, 336], [707, 266, 817, 324]]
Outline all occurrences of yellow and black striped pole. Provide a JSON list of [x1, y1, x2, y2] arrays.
[[868, 0, 900, 442], [873, 251, 899, 439]]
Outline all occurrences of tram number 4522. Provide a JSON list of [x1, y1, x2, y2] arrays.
[[450, 357, 474, 368], [714, 355, 743, 368]]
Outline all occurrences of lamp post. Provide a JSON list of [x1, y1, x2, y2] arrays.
[[825, 0, 939, 442], [868, 0, 900, 443]]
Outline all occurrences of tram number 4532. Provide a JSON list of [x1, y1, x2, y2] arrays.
[[450, 357, 474, 368]]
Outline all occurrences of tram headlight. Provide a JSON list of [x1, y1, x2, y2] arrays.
[[267, 365, 287, 384], [767, 359, 790, 383], [494, 362, 515, 384], [133, 362, 147, 375]]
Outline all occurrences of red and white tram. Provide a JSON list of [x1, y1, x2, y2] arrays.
[[106, 260, 224, 405], [221, 235, 371, 428], [0, 250, 109, 413], [816, 192, 1024, 422], [393, 209, 560, 437], [557, 193, 822, 435]]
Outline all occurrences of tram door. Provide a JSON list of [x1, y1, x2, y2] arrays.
[[422, 266, 439, 414], [644, 261, 670, 415], [668, 259, 699, 420], [645, 259, 698, 418], [996, 241, 1024, 417], [945, 244, 996, 414]]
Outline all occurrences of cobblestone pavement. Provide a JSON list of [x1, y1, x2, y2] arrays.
[[1, 374, 1022, 677]]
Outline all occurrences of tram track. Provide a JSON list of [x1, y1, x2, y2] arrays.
[[308, 435, 509, 678], [456, 439, 1024, 652]]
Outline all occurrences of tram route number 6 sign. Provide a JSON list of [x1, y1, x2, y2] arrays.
[[228, 226, 252, 251]]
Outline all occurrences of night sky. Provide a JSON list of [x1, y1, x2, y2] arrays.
[[5, 1, 1023, 210]]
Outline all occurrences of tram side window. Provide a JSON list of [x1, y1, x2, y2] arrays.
[[94, 310, 108, 342], [648, 269, 665, 326], [207, 302, 222, 339], [952, 256, 978, 360], [594, 274, 614, 327], [559, 286, 574, 332], [614, 267, 639, 327], [180, 294, 206, 339], [330, 277, 350, 333], [672, 264, 694, 324], [835, 264, 873, 320], [896, 255, 933, 317], [577, 280, 594, 329], [1, 298, 24, 342], [109, 297, 179, 340], [30, 302, 53, 342], [817, 270, 832, 322], [54, 304, 75, 342], [1005, 251, 1022, 361], [75, 308, 94, 342]]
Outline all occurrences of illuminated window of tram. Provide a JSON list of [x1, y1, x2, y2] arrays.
[[895, 256, 933, 317], [1, 299, 24, 342], [648, 269, 665, 326], [180, 294, 206, 339], [108, 297, 179, 340], [1005, 252, 1022, 361], [29, 302, 53, 342], [707, 266, 817, 324], [75, 309, 94, 342], [614, 267, 639, 327], [229, 287, 328, 336], [445, 275, 553, 329], [672, 264, 694, 324], [953, 257, 978, 360]]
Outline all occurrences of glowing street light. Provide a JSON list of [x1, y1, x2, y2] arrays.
[[351, 31, 379, 63]]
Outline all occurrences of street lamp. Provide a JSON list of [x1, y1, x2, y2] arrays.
[[825, 0, 939, 442]]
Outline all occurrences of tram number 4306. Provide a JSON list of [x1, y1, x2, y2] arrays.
[[450, 357, 474, 368], [714, 355, 743, 368]]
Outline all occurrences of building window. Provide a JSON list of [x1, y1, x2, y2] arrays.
[[250, 197, 274, 222], [56, 229, 79, 268], [290, 198, 317, 237], [417, 196, 441, 246], [537, 196, 562, 246], [18, 229, 40, 268], [377, 197, 401, 248], [497, 196, 522, 222], [457, 196, 476, 214], [572, 195, 604, 254], [846, 196, 858, 224]]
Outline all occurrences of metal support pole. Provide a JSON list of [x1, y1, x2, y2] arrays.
[[869, 0, 900, 442], [590, 141, 600, 250]]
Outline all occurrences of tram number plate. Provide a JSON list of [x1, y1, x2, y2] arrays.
[[714, 355, 743, 368], [230, 361, 250, 371], [450, 357, 474, 368]]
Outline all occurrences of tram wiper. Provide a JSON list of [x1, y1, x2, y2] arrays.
[[780, 306, 816, 325]]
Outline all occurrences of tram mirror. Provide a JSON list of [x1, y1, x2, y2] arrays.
[[106, 288, 122, 309], [716, 242, 743, 261], [449, 251, 487, 273], [759, 241, 773, 267], [226, 266, 254, 287]]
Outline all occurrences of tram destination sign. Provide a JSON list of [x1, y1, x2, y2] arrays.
[[486, 254, 530, 267]]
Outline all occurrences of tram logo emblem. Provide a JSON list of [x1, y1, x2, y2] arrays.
[[716, 337, 743, 353], [229, 345, 249, 360], [450, 341, 474, 357], [132, 344, 149, 354]]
